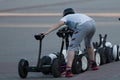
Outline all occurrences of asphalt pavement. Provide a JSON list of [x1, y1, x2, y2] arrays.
[[0, 0, 120, 80]]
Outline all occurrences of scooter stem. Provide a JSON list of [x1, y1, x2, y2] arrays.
[[34, 34, 44, 71]]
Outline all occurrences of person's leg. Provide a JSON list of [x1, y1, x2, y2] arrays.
[[87, 47, 99, 70], [85, 37, 99, 70], [65, 29, 85, 77], [65, 50, 75, 77], [84, 20, 98, 70], [66, 50, 75, 67], [88, 47, 95, 61]]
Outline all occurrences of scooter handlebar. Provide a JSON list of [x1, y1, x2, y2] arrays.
[[56, 27, 73, 38], [119, 18, 120, 21], [34, 33, 45, 40]]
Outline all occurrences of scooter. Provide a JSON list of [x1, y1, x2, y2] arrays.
[[17, 28, 76, 78], [93, 34, 114, 65], [51, 26, 82, 77], [18, 32, 67, 78], [18, 26, 90, 78], [18, 34, 45, 78], [56, 26, 89, 74]]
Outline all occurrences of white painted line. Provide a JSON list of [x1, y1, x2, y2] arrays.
[[0, 13, 120, 17], [87, 13, 120, 17], [0, 24, 54, 27], [0, 22, 119, 28], [0, 13, 61, 17]]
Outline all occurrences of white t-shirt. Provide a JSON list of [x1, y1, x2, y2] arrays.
[[60, 13, 93, 30]]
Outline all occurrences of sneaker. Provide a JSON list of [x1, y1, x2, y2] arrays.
[[91, 61, 99, 70], [65, 70, 73, 77]]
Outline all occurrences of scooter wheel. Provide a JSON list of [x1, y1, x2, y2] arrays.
[[18, 59, 29, 78], [72, 54, 82, 74], [95, 51, 101, 66], [41, 56, 51, 75], [98, 48, 106, 65], [80, 53, 89, 72], [104, 47, 113, 63], [112, 45, 118, 60], [116, 45, 120, 61], [51, 58, 61, 78]]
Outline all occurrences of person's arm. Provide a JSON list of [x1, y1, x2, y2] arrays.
[[43, 21, 65, 35]]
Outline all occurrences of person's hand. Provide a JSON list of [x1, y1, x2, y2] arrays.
[[39, 32, 48, 36]]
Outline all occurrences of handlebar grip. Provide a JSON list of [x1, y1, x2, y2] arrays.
[[119, 18, 120, 21], [34, 33, 45, 40]]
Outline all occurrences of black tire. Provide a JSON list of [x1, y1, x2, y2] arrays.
[[55, 52, 66, 66], [98, 48, 106, 65], [55, 52, 66, 73], [112, 45, 118, 60], [51, 58, 61, 78], [116, 45, 120, 61], [72, 54, 82, 74], [95, 51, 101, 66], [104, 47, 113, 63], [18, 59, 29, 78], [41, 56, 51, 75], [80, 53, 89, 72]]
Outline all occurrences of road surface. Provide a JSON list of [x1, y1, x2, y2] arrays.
[[0, 0, 120, 80]]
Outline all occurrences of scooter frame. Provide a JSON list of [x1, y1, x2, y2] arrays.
[[18, 34, 45, 78]]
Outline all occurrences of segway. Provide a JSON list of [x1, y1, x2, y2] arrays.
[[93, 34, 113, 65], [55, 27, 82, 75], [18, 34, 45, 78], [18, 33, 67, 78], [93, 34, 106, 65], [101, 35, 113, 63], [56, 26, 89, 74]]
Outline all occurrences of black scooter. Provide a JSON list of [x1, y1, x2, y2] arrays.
[[93, 34, 113, 65], [56, 27, 89, 74], [18, 34, 46, 78], [51, 27, 82, 77], [18, 27, 89, 78], [18, 32, 66, 78]]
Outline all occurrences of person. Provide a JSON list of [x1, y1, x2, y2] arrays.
[[41, 8, 99, 77]]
